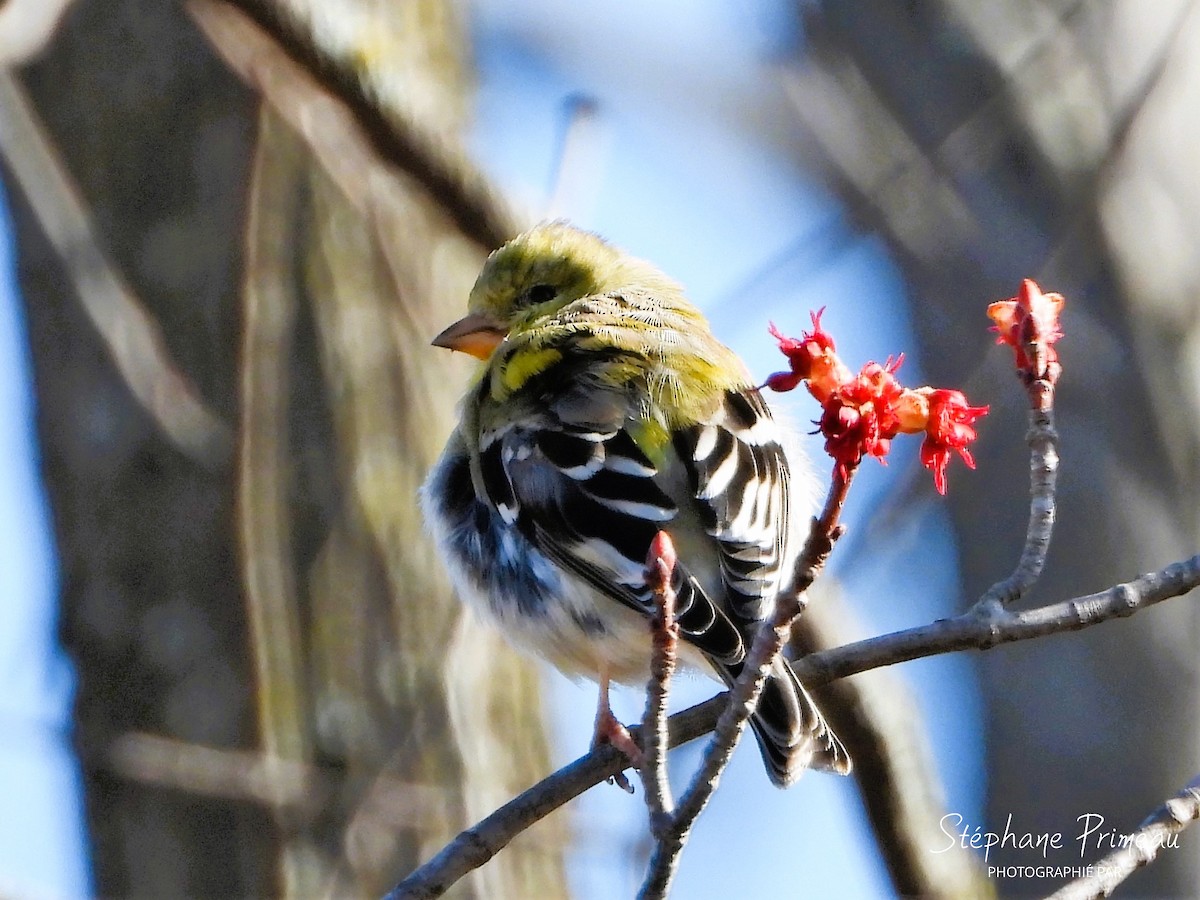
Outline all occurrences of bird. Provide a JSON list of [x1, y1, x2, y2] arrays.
[[421, 221, 850, 786]]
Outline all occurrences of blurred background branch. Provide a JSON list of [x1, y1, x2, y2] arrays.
[[199, 0, 523, 249], [0, 72, 232, 468]]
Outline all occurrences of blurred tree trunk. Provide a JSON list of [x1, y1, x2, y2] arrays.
[[12, 0, 564, 896], [792, 2, 1200, 895]]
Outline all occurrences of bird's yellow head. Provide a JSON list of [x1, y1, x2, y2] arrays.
[[432, 222, 673, 360]]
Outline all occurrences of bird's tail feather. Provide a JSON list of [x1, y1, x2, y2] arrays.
[[721, 656, 851, 787]]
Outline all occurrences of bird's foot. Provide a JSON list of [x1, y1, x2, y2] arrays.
[[592, 707, 643, 793]]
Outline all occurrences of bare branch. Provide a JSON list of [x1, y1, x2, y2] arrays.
[[640, 533, 680, 836], [977, 290, 1063, 611], [975, 407, 1058, 610], [546, 94, 606, 220], [638, 470, 853, 898], [386, 549, 1200, 899], [1047, 774, 1200, 900], [105, 731, 447, 826], [384, 746, 619, 900], [796, 554, 1200, 684]]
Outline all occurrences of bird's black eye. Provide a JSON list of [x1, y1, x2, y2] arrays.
[[521, 283, 557, 307]]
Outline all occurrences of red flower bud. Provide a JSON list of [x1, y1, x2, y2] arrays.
[[987, 279, 1064, 384], [763, 310, 846, 397]]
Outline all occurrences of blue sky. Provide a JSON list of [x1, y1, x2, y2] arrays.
[[0, 177, 92, 897]]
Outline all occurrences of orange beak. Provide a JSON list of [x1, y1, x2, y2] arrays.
[[431, 312, 507, 360]]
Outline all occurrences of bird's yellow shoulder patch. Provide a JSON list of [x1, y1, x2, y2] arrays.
[[626, 417, 672, 466], [494, 345, 563, 396]]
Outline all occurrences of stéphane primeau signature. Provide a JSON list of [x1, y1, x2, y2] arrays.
[[933, 812, 1180, 864]]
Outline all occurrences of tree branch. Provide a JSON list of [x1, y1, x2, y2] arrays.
[[640, 533, 680, 837], [796, 553, 1200, 684], [386, 550, 1200, 899], [638, 468, 853, 897], [1047, 774, 1200, 900], [975, 362, 1060, 611]]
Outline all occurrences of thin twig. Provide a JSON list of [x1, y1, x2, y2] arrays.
[[976, 386, 1059, 612], [639, 469, 854, 899], [797, 553, 1200, 683], [105, 731, 448, 826], [546, 94, 606, 220], [1046, 774, 1200, 900], [236, 111, 319, 897], [641, 533, 680, 837], [386, 549, 1200, 899]]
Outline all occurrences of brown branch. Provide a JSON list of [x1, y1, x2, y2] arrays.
[[386, 549, 1200, 899], [638, 468, 853, 899], [236, 111, 318, 897], [382, 725, 678, 900], [975, 390, 1059, 612], [795, 554, 1200, 683], [640, 533, 680, 837], [1047, 774, 1200, 900], [105, 731, 448, 826]]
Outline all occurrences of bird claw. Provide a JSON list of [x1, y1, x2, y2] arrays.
[[607, 771, 636, 794], [592, 706, 643, 793]]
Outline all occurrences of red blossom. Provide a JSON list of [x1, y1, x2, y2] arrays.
[[763, 314, 986, 493], [819, 397, 877, 479], [916, 389, 989, 495], [987, 278, 1064, 384], [816, 358, 906, 478]]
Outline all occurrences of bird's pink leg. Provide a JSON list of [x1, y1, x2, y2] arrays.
[[591, 667, 643, 791]]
